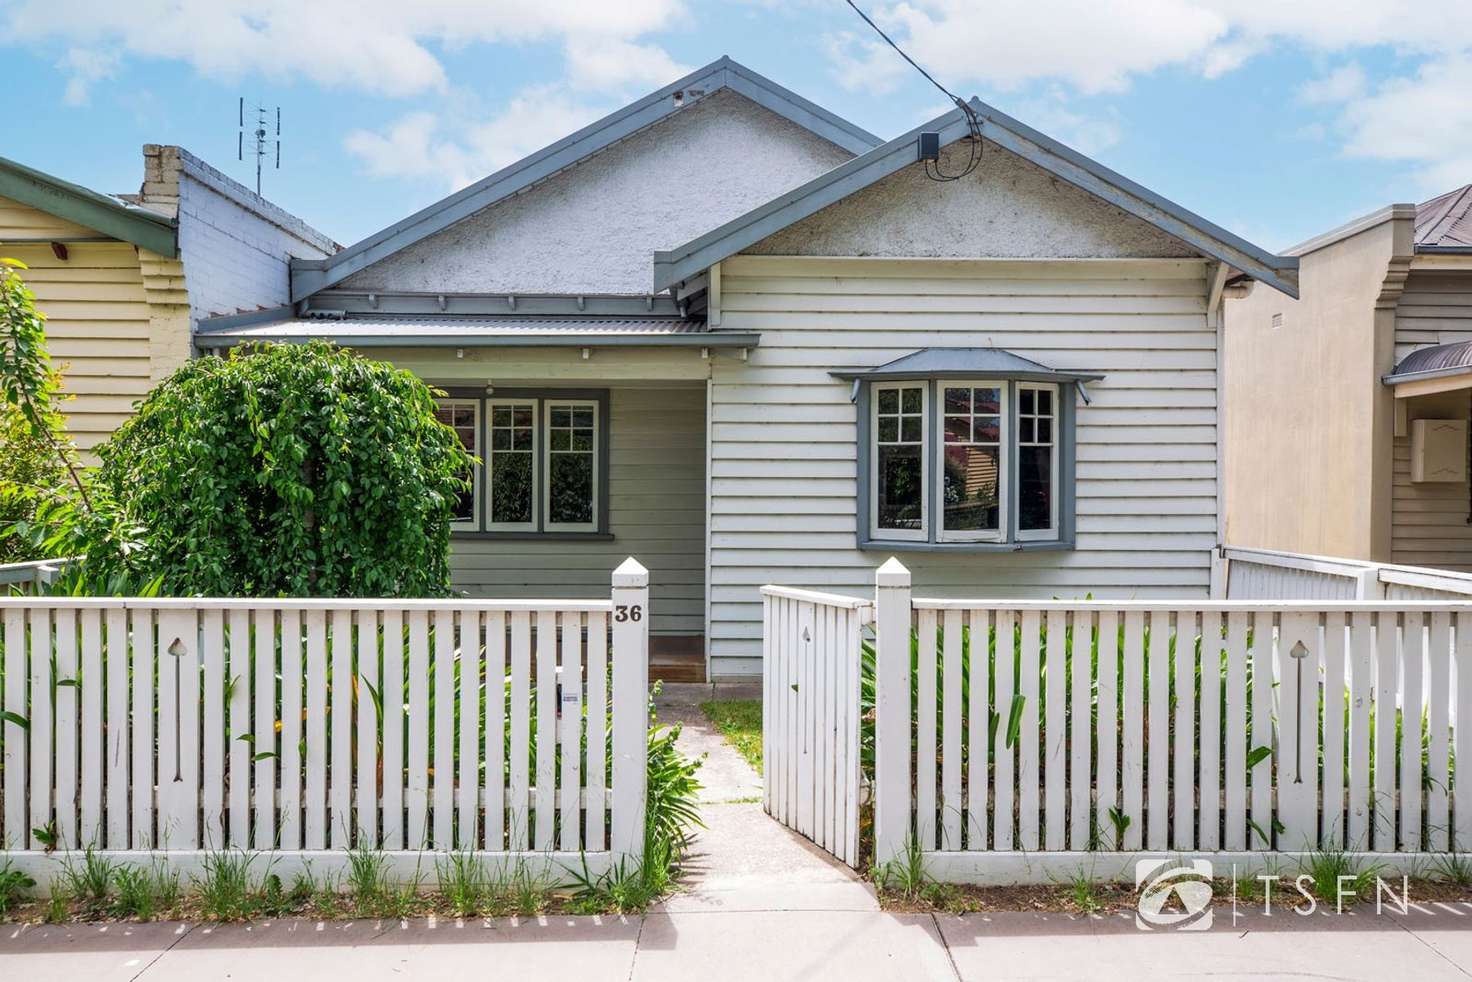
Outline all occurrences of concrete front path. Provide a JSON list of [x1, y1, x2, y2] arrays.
[[7, 683, 1472, 980]]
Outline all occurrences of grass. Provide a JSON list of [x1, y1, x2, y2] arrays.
[[700, 699, 763, 774]]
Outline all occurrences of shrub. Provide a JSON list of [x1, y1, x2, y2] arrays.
[[79, 341, 473, 596]]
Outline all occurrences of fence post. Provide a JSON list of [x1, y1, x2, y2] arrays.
[[611, 557, 650, 864], [1353, 568, 1386, 600], [873, 557, 912, 869]]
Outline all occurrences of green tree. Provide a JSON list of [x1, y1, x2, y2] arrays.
[[80, 341, 474, 597], [0, 257, 92, 563]]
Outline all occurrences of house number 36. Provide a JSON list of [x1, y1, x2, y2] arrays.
[[615, 605, 643, 622]]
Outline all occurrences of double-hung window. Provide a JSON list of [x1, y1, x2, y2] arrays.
[[436, 389, 608, 537], [848, 348, 1096, 551]]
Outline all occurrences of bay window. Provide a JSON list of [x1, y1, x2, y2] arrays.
[[845, 348, 1096, 552], [436, 388, 609, 537]]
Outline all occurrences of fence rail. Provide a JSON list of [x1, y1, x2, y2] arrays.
[[761, 585, 869, 868], [835, 559, 1472, 884], [0, 559, 650, 880]]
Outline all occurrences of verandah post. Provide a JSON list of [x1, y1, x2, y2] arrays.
[[611, 557, 650, 864], [873, 557, 913, 869]]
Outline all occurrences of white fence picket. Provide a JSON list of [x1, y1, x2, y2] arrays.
[[53, 608, 77, 850], [1426, 613, 1451, 852], [1223, 611, 1248, 850], [79, 609, 102, 848], [406, 610, 430, 849], [254, 609, 277, 850], [1145, 610, 1169, 851], [1120, 610, 1144, 851], [131, 609, 153, 850], [279, 610, 302, 851], [1018, 610, 1041, 851], [1044, 609, 1066, 851], [159, 609, 199, 850], [201, 611, 224, 849], [1094, 610, 1118, 851], [432, 608, 455, 849], [1401, 612, 1424, 852], [29, 608, 52, 850], [227, 609, 249, 849], [1249, 610, 1274, 850], [2, 608, 23, 850], [533, 609, 556, 851], [330, 608, 353, 849], [459, 607, 482, 851], [559, 610, 582, 853], [1172, 609, 1195, 851], [304, 609, 328, 850], [508, 611, 530, 851], [358, 609, 380, 847], [993, 609, 1016, 851], [1322, 612, 1346, 850], [967, 608, 989, 852], [586, 609, 608, 853], [1456, 613, 1472, 852], [381, 608, 404, 850], [1347, 613, 1373, 850], [1373, 613, 1398, 853], [1198, 610, 1221, 851]]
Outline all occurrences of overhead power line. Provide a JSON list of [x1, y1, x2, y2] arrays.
[[843, 0, 984, 181]]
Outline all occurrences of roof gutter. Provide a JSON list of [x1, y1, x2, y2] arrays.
[[0, 155, 177, 258], [194, 330, 761, 350]]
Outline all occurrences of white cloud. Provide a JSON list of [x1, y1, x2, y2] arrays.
[[1300, 64, 1366, 105], [563, 38, 692, 91], [1011, 90, 1122, 156], [1338, 56, 1472, 193], [56, 46, 118, 105], [5, 0, 688, 98], [344, 85, 612, 191]]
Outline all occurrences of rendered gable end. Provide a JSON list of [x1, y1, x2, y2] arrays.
[[748, 141, 1201, 259], [339, 90, 855, 296]]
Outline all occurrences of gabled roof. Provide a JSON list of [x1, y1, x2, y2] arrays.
[[290, 57, 881, 302], [654, 99, 1300, 298], [831, 347, 1103, 384], [1417, 184, 1472, 251], [0, 155, 177, 257]]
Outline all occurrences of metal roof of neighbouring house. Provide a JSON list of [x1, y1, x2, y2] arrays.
[[653, 98, 1301, 299], [0, 155, 178, 257], [1384, 338, 1472, 387], [1417, 184, 1472, 251], [193, 311, 759, 349], [288, 56, 881, 302]]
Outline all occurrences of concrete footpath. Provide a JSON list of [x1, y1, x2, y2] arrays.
[[5, 683, 1472, 981]]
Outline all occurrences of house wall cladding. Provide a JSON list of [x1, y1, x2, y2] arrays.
[[448, 384, 706, 637], [337, 89, 854, 296], [708, 255, 1216, 676], [1, 197, 154, 452], [1392, 269, 1472, 569]]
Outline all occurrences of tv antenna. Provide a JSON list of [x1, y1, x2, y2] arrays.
[[238, 98, 281, 196]]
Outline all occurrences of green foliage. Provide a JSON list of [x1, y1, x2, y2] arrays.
[[700, 698, 763, 774], [59, 848, 116, 916], [0, 390, 71, 563], [112, 863, 181, 921], [77, 341, 473, 596], [0, 859, 35, 917], [194, 850, 259, 921]]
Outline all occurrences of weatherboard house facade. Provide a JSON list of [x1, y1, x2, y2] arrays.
[[197, 58, 1298, 681]]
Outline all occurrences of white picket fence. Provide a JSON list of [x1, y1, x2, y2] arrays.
[[760, 586, 869, 868], [1225, 545, 1472, 602], [0, 559, 650, 882], [764, 559, 1472, 884]]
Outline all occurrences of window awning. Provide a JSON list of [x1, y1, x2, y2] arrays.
[[1383, 340, 1472, 397], [831, 347, 1104, 384]]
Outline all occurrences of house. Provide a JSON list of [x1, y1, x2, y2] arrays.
[[0, 146, 337, 455], [193, 56, 1298, 681], [1223, 186, 1472, 571]]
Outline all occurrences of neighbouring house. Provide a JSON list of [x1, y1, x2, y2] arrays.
[[193, 56, 1298, 681], [0, 146, 337, 455], [1223, 185, 1472, 571]]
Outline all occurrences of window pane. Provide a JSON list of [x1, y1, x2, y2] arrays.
[[944, 415, 970, 443], [491, 428, 510, 451], [551, 407, 572, 427], [901, 386, 922, 414], [878, 417, 898, 443], [877, 388, 898, 414], [1036, 389, 1052, 414], [1019, 445, 1052, 531], [1020, 388, 1035, 414], [944, 387, 971, 413], [492, 407, 512, 427], [512, 427, 534, 451], [549, 454, 594, 524], [550, 428, 570, 451], [573, 407, 594, 428], [943, 445, 1000, 531], [490, 452, 533, 524], [877, 444, 923, 531], [1036, 418, 1052, 444], [571, 429, 594, 451], [513, 408, 533, 428], [900, 417, 922, 443], [975, 417, 1000, 443], [1019, 417, 1034, 443], [975, 388, 1000, 414]]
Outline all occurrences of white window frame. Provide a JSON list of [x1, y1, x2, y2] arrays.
[[436, 399, 481, 532], [1015, 382, 1060, 542], [486, 398, 539, 533], [869, 381, 929, 542], [543, 399, 600, 533], [935, 379, 1008, 543]]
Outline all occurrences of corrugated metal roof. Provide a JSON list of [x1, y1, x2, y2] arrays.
[[1417, 184, 1472, 248], [1384, 339, 1472, 386], [193, 314, 758, 349], [831, 347, 1104, 383]]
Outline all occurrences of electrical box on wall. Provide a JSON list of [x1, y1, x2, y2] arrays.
[[1411, 418, 1468, 482]]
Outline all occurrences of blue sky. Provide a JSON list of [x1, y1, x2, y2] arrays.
[[3, 1, 1469, 252]]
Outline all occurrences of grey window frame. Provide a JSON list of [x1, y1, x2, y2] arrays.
[[438, 386, 612, 541], [855, 378, 1077, 553]]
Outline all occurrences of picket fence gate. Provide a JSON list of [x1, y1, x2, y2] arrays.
[[764, 558, 1472, 884], [0, 559, 650, 884]]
